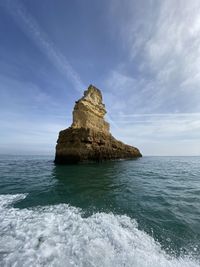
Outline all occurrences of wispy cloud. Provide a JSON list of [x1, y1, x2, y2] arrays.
[[107, 0, 200, 114], [110, 112, 200, 156], [2, 0, 85, 92], [144, 0, 200, 90], [103, 0, 200, 155], [112, 113, 200, 136]]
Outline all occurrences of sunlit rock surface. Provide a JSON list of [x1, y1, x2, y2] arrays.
[[55, 85, 142, 164]]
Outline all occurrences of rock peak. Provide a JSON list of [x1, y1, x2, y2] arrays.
[[72, 85, 109, 133], [85, 84, 102, 98]]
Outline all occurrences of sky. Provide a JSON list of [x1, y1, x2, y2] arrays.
[[0, 0, 200, 156]]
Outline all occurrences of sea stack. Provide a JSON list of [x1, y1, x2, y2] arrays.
[[55, 85, 142, 164]]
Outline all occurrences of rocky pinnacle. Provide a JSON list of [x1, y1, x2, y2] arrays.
[[55, 85, 142, 164]]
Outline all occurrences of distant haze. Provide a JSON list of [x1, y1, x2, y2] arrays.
[[0, 0, 200, 156]]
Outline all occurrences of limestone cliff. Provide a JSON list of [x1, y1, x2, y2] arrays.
[[55, 85, 142, 164], [72, 86, 109, 133]]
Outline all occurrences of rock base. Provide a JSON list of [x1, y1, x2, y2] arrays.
[[55, 127, 142, 164]]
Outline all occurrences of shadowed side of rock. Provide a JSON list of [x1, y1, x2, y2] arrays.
[[55, 85, 142, 164], [55, 128, 141, 164]]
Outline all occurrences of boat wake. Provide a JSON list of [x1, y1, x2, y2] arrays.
[[0, 194, 199, 267]]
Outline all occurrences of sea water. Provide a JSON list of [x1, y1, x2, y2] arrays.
[[0, 155, 199, 267]]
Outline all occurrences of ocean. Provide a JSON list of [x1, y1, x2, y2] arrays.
[[0, 155, 199, 267]]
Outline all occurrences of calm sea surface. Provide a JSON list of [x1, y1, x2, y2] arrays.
[[0, 155, 199, 267]]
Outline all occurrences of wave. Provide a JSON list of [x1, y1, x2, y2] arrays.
[[0, 194, 199, 267]]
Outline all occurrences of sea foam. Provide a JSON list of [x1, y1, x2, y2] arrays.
[[0, 194, 199, 267]]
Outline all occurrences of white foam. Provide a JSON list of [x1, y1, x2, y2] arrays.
[[0, 194, 199, 267]]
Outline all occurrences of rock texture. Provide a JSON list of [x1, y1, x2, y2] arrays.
[[55, 85, 142, 164]]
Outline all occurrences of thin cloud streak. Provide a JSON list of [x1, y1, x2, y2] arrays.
[[3, 0, 85, 92], [110, 111, 200, 156], [115, 113, 200, 118]]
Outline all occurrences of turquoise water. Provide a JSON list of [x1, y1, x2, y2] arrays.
[[0, 155, 199, 266]]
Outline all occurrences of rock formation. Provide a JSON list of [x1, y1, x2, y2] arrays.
[[55, 85, 142, 164]]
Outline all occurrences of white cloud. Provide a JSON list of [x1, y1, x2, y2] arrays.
[[107, 0, 200, 113], [110, 113, 200, 156], [102, 0, 200, 155], [144, 1, 200, 86], [112, 113, 200, 137]]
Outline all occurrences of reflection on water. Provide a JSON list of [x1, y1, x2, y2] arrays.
[[51, 161, 138, 215], [18, 160, 139, 214]]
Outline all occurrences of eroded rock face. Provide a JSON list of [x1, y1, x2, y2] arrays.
[[72, 85, 110, 133], [55, 85, 142, 164]]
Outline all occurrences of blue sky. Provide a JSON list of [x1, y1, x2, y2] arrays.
[[0, 0, 200, 156]]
